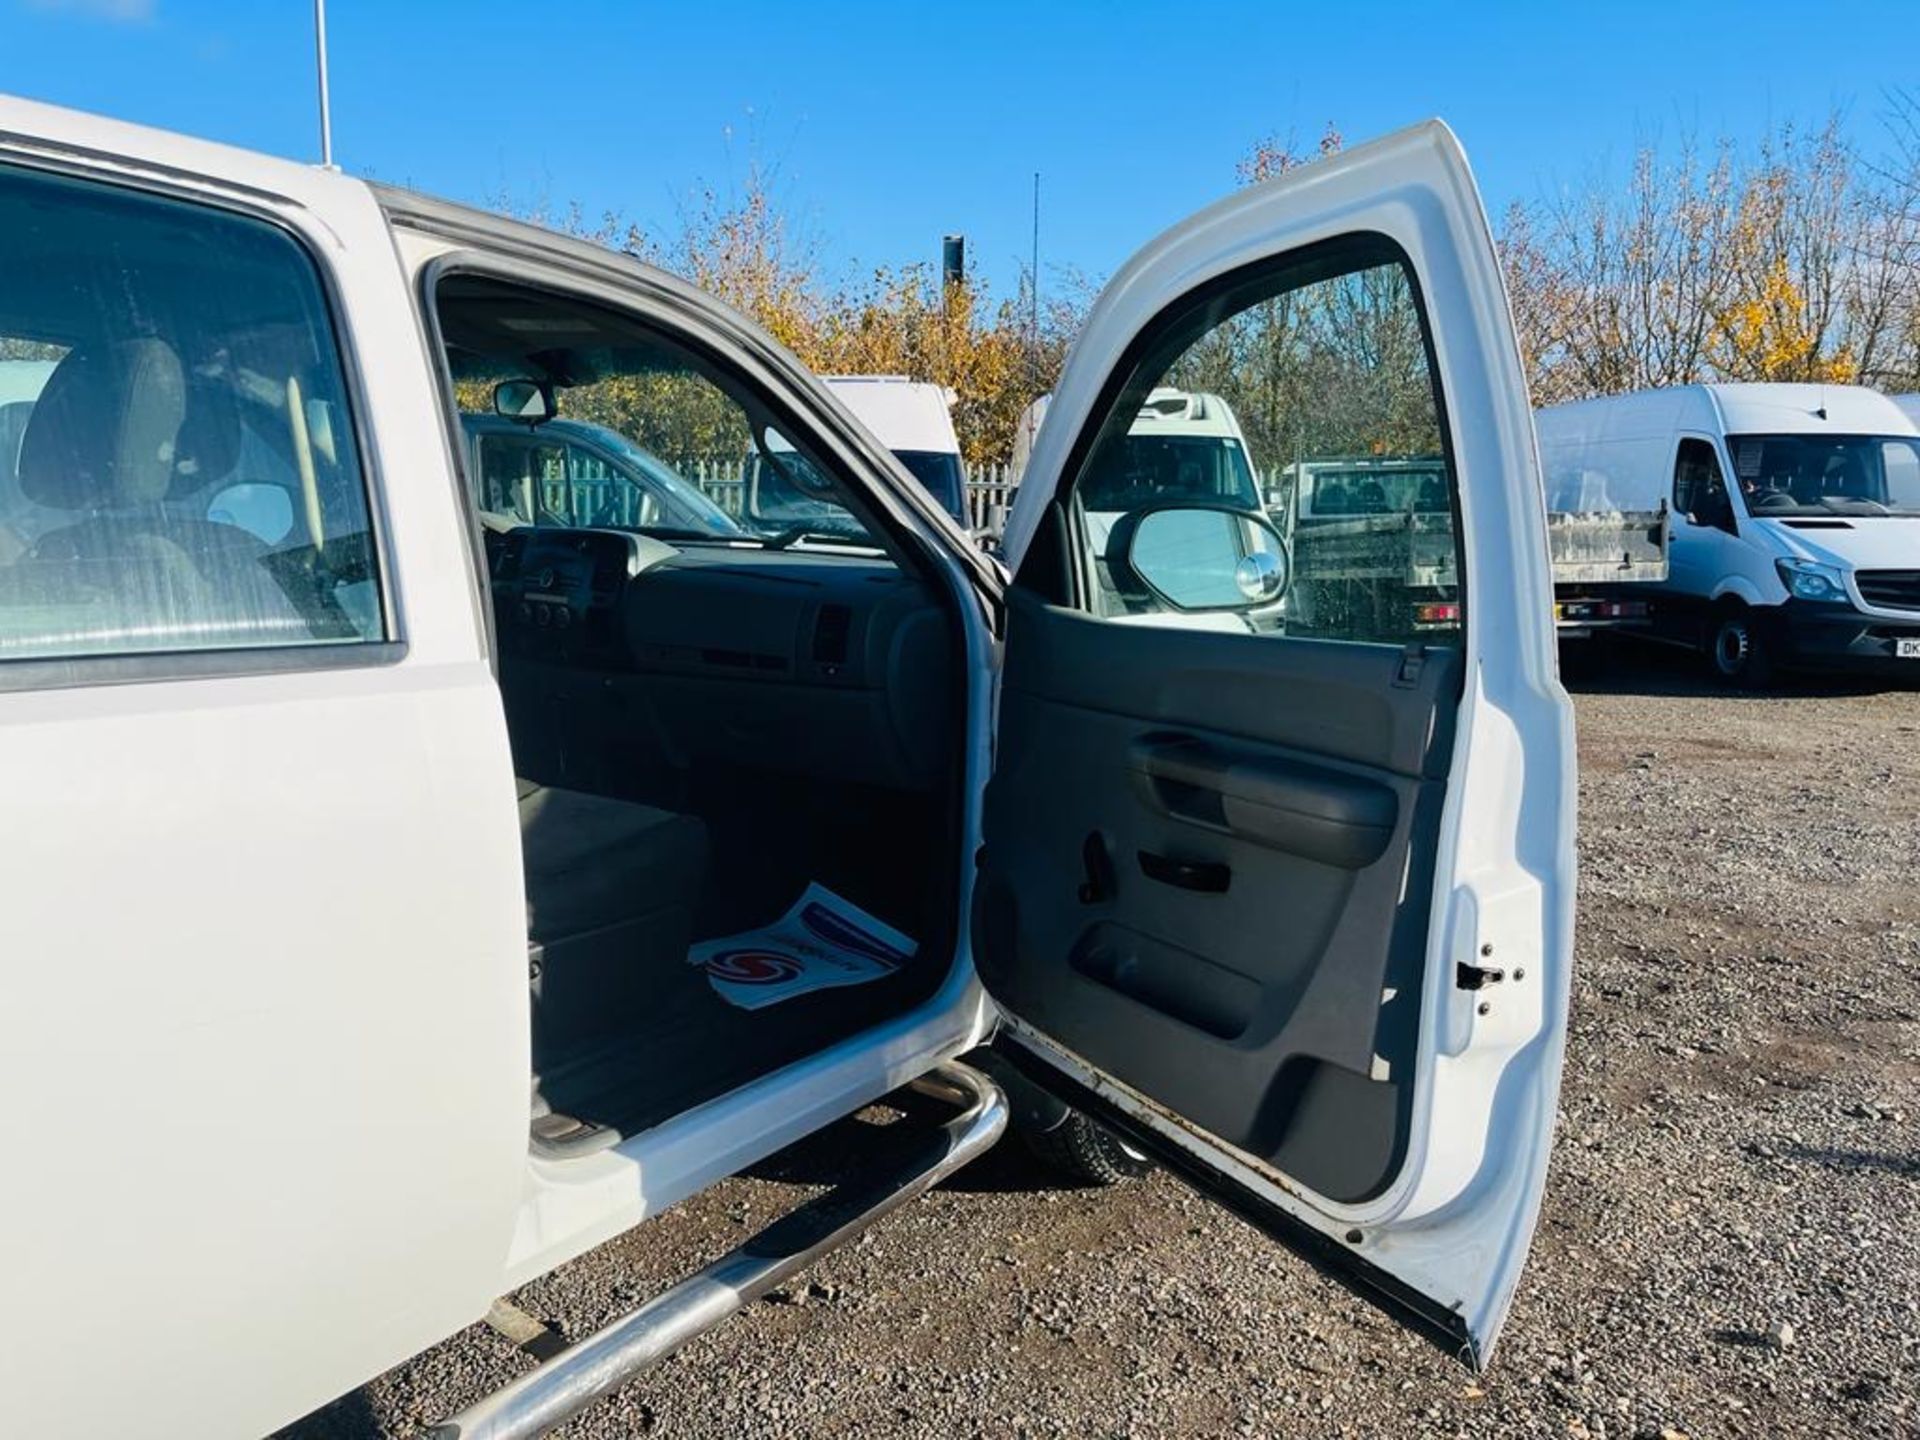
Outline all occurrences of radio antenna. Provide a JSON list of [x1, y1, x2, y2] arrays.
[[313, 0, 337, 170]]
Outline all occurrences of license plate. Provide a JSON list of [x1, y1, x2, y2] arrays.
[[1898, 639, 1920, 659]]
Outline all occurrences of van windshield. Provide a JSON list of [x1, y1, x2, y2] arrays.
[[1728, 433, 1920, 517], [1078, 435, 1260, 512], [895, 450, 967, 523]]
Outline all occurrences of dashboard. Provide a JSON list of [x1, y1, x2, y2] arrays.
[[485, 526, 957, 794]]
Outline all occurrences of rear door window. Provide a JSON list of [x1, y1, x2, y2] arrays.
[[0, 162, 386, 665]]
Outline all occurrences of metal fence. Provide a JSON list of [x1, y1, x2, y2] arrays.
[[676, 458, 1023, 534], [960, 464, 1298, 534], [688, 460, 747, 519], [963, 464, 1018, 532]]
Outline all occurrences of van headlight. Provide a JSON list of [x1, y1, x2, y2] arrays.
[[1776, 558, 1849, 603]]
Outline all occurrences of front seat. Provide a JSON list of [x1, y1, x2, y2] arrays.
[[517, 779, 709, 1062], [13, 339, 299, 649], [14, 338, 207, 610]]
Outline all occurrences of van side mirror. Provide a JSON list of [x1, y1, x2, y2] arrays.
[[494, 379, 554, 426]]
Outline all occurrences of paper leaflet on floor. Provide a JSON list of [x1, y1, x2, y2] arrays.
[[689, 882, 916, 1011]]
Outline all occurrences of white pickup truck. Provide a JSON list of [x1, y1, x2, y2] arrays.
[[0, 94, 1575, 1440]]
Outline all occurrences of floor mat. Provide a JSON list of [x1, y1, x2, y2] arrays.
[[689, 883, 916, 1011]]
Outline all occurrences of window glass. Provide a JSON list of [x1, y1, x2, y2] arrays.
[[477, 433, 565, 525], [895, 450, 968, 523], [1674, 438, 1734, 530], [565, 442, 658, 529], [438, 274, 886, 555], [1726, 432, 1920, 517], [1059, 242, 1459, 645], [1884, 438, 1920, 510], [0, 163, 385, 663]]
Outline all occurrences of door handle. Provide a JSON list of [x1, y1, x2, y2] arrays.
[[1137, 850, 1231, 893]]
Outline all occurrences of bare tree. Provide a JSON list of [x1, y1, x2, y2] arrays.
[[1854, 90, 1920, 390], [1501, 111, 1920, 401]]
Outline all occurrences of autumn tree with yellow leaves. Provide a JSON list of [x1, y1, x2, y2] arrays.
[[497, 155, 1079, 469]]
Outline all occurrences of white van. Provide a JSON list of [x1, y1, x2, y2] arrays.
[[825, 375, 968, 524], [1011, 387, 1263, 541], [0, 93, 1574, 1440], [1534, 384, 1920, 683]]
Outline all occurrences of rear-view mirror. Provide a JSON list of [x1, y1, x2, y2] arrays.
[[494, 379, 554, 425]]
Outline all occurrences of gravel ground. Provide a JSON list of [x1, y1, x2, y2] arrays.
[[287, 647, 1920, 1440]]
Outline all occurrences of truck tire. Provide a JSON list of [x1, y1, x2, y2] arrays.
[[1018, 1111, 1154, 1186], [1709, 606, 1775, 689]]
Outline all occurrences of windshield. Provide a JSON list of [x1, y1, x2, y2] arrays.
[[1078, 434, 1261, 512], [1300, 461, 1449, 517], [1727, 433, 1920, 517], [579, 425, 743, 534], [895, 450, 967, 522]]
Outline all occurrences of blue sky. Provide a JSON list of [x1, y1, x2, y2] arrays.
[[2, 0, 1911, 298]]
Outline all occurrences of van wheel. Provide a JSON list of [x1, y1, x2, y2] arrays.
[[1019, 1111, 1153, 1186], [1709, 608, 1774, 688]]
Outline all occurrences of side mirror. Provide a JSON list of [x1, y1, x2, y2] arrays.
[[1113, 504, 1291, 613], [494, 379, 554, 425]]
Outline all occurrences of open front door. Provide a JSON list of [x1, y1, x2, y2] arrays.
[[980, 122, 1575, 1366]]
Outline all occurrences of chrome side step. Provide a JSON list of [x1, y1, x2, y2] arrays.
[[425, 1061, 1008, 1440]]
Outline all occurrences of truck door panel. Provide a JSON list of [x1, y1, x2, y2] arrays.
[[984, 123, 1576, 1363]]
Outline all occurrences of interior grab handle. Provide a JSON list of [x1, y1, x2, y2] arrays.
[[1126, 732, 1398, 870]]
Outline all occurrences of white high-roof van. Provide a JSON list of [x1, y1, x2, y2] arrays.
[[825, 375, 968, 524], [1533, 383, 1920, 683], [1010, 386, 1262, 543]]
